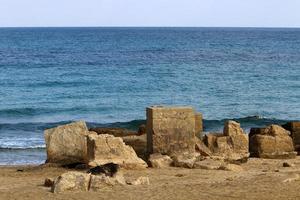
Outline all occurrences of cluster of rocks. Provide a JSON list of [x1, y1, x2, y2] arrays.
[[44, 106, 300, 193], [47, 170, 149, 194], [45, 121, 147, 169]]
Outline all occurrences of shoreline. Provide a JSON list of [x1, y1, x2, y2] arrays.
[[1, 157, 300, 200]]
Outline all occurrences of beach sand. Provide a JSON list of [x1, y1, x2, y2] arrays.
[[1, 157, 300, 200]]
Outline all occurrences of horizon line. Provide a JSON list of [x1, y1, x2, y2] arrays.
[[0, 26, 300, 29]]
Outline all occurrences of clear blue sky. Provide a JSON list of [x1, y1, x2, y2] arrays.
[[1, 0, 300, 27]]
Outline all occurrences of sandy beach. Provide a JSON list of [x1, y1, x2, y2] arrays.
[[1, 157, 300, 200]]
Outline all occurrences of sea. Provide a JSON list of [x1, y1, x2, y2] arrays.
[[0, 27, 300, 165]]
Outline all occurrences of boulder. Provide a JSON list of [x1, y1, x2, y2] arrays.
[[87, 134, 147, 169], [203, 121, 249, 163], [127, 177, 150, 185], [172, 152, 200, 168], [44, 121, 91, 165], [193, 158, 223, 170], [282, 122, 300, 153], [146, 106, 197, 155], [51, 172, 90, 193], [149, 153, 173, 168], [89, 127, 137, 137], [249, 125, 297, 159], [89, 173, 126, 191]]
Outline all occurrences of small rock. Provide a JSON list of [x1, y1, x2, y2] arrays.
[[283, 161, 295, 167], [89, 172, 126, 191], [51, 172, 90, 193], [218, 164, 243, 172], [128, 177, 150, 185], [149, 153, 173, 168], [175, 174, 185, 177], [274, 169, 280, 172], [172, 152, 199, 168], [193, 158, 223, 170], [44, 178, 54, 187]]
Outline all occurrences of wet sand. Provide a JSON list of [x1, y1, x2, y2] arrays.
[[1, 157, 300, 200]]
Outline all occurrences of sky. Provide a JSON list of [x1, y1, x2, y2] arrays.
[[0, 0, 300, 27]]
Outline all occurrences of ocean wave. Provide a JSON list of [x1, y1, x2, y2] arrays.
[[0, 116, 291, 132], [0, 146, 46, 151]]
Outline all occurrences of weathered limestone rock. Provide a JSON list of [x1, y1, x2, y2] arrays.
[[249, 125, 297, 159], [89, 127, 137, 137], [89, 173, 126, 191], [149, 153, 173, 168], [203, 121, 249, 163], [282, 122, 300, 153], [224, 120, 245, 136], [127, 177, 150, 185], [195, 137, 212, 157], [51, 172, 90, 193], [172, 152, 200, 168], [146, 106, 197, 156], [87, 134, 147, 169], [193, 158, 223, 170], [44, 121, 91, 165]]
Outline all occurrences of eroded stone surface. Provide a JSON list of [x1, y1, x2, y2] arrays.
[[87, 134, 147, 169], [44, 121, 91, 165], [249, 125, 296, 159], [203, 121, 249, 163], [282, 122, 300, 153], [146, 106, 197, 156], [149, 153, 173, 168], [51, 172, 90, 193], [89, 173, 126, 191], [172, 152, 200, 168]]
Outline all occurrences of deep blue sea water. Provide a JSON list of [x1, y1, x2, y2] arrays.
[[0, 27, 300, 165]]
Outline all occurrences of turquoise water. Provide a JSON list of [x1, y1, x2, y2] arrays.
[[0, 27, 300, 164]]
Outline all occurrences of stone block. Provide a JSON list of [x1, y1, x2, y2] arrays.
[[249, 125, 296, 159], [44, 121, 90, 165], [282, 122, 300, 153], [87, 134, 147, 169], [146, 106, 196, 156]]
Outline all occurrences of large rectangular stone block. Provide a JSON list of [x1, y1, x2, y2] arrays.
[[146, 106, 196, 155], [282, 122, 300, 152]]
